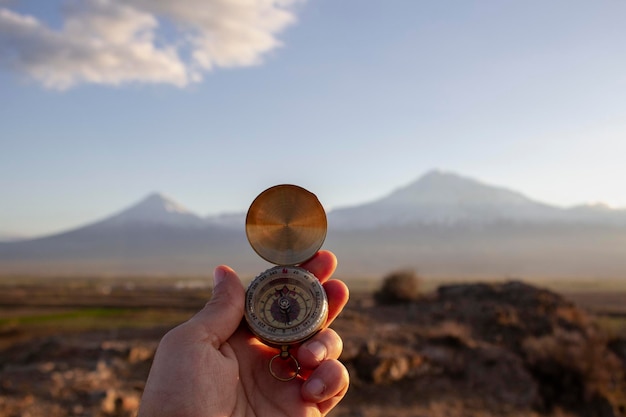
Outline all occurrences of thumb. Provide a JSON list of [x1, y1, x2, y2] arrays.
[[191, 265, 245, 348]]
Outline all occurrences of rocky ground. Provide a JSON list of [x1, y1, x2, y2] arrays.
[[333, 282, 626, 417], [1, 281, 625, 417]]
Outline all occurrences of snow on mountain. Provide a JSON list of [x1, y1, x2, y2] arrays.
[[328, 170, 621, 229], [96, 192, 206, 229], [0, 192, 252, 276], [2, 175, 626, 277], [205, 212, 246, 229], [6, 176, 626, 241], [566, 202, 626, 225]]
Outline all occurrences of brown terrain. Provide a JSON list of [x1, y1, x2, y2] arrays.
[[0, 276, 625, 417]]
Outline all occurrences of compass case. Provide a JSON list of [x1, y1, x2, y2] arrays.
[[246, 184, 327, 266]]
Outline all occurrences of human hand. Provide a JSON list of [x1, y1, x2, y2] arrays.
[[138, 250, 350, 417]]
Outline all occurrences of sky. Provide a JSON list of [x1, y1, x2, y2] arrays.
[[2, 0, 626, 238]]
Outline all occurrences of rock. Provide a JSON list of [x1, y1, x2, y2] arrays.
[[101, 388, 139, 415], [128, 345, 154, 364], [0, 327, 170, 417], [353, 342, 423, 384], [608, 337, 626, 366], [1, 282, 624, 417], [339, 281, 626, 416]]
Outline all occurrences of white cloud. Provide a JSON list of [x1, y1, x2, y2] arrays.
[[0, 0, 300, 90]]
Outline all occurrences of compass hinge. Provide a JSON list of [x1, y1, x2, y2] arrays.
[[280, 345, 290, 359]]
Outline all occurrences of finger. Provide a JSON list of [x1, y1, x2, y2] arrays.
[[301, 359, 349, 410], [298, 328, 343, 368], [324, 279, 349, 326], [316, 379, 350, 417], [189, 265, 245, 348], [299, 250, 337, 284], [299, 250, 348, 325]]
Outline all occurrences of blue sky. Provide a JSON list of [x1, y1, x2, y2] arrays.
[[2, 0, 626, 237]]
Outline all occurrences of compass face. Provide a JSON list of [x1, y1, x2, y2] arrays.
[[245, 265, 328, 346]]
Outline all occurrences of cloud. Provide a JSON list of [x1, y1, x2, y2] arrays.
[[0, 0, 300, 90]]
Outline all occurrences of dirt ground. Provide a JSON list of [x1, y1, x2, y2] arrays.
[[0, 276, 625, 417]]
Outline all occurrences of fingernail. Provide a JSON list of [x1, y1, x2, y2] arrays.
[[305, 378, 325, 398], [305, 341, 327, 362], [213, 267, 226, 287]]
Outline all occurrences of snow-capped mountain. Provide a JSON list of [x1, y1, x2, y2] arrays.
[[94, 192, 206, 229], [1, 170, 626, 278], [329, 170, 626, 228], [0, 192, 253, 276]]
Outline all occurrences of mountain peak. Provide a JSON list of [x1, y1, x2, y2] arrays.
[[420, 169, 461, 181], [385, 170, 533, 207], [138, 192, 194, 215], [100, 192, 205, 228], [329, 169, 562, 228]]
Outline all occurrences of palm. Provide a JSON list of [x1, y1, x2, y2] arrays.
[[229, 329, 324, 416]]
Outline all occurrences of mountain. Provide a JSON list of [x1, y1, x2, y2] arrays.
[[329, 170, 626, 228], [329, 170, 564, 228], [204, 212, 245, 229], [325, 171, 626, 278], [1, 171, 626, 278], [0, 193, 254, 276], [0, 232, 27, 243], [95, 192, 207, 229]]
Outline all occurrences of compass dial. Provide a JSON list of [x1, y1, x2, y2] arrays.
[[245, 265, 328, 346]]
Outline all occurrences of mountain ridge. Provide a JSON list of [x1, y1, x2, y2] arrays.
[[8, 170, 626, 241], [1, 170, 625, 278], [329, 170, 626, 229], [94, 191, 206, 229]]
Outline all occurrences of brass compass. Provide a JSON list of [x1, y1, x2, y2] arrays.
[[244, 184, 329, 381]]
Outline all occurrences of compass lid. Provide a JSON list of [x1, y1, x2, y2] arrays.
[[246, 184, 327, 265]]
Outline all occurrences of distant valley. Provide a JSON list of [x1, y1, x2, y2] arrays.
[[1, 170, 625, 279]]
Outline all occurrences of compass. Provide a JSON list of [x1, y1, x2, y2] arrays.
[[245, 267, 328, 346], [244, 185, 329, 381]]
